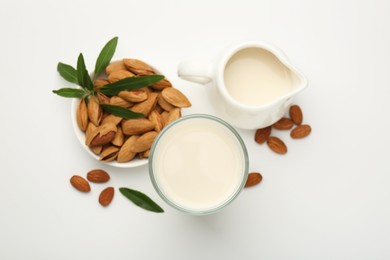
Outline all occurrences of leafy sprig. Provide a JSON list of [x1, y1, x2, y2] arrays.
[[119, 187, 164, 213], [52, 37, 164, 119]]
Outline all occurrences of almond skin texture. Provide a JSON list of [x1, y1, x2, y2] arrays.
[[161, 88, 191, 108], [87, 169, 110, 183], [121, 118, 155, 135], [245, 172, 263, 188], [267, 136, 287, 154], [255, 126, 272, 144], [273, 117, 293, 130], [99, 187, 114, 206], [90, 131, 116, 146], [76, 99, 88, 132], [70, 175, 91, 192], [290, 124, 312, 139], [131, 131, 158, 153], [289, 105, 303, 125]]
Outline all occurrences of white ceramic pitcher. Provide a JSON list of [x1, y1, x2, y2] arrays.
[[178, 42, 308, 129]]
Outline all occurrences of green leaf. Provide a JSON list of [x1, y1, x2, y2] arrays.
[[52, 88, 86, 98], [119, 188, 164, 213], [100, 75, 164, 97], [94, 37, 118, 77], [57, 62, 78, 84], [77, 53, 94, 91], [101, 104, 144, 119]]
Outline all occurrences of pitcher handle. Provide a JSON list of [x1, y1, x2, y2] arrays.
[[178, 61, 213, 85]]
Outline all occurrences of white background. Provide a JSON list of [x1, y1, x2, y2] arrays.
[[1, 0, 389, 259]]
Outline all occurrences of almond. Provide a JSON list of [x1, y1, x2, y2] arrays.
[[151, 78, 172, 90], [87, 96, 102, 127], [91, 131, 115, 146], [161, 111, 170, 126], [130, 92, 158, 116], [112, 126, 124, 147], [90, 123, 117, 146], [101, 114, 122, 126], [273, 117, 293, 130], [131, 131, 158, 153], [85, 123, 98, 146], [267, 136, 287, 154], [90, 145, 103, 155], [105, 61, 126, 75], [254, 126, 271, 144], [99, 146, 119, 162], [121, 118, 155, 135], [99, 187, 114, 206], [97, 92, 110, 104], [70, 175, 91, 192], [148, 110, 164, 132], [161, 88, 191, 108], [290, 124, 311, 139], [87, 169, 110, 183], [117, 135, 139, 162], [110, 96, 133, 108], [157, 93, 175, 111], [118, 90, 148, 103], [165, 108, 181, 126], [245, 172, 263, 188], [123, 58, 154, 75], [289, 105, 303, 125], [93, 79, 109, 90], [76, 99, 88, 132], [108, 70, 134, 83]]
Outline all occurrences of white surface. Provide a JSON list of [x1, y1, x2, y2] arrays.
[[1, 0, 389, 259]]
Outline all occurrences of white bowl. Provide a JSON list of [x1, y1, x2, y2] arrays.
[[70, 60, 165, 168]]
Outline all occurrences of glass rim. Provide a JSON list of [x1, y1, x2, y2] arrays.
[[148, 114, 249, 215]]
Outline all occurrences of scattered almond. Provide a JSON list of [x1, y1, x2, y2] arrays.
[[99, 187, 114, 206], [70, 175, 91, 192], [273, 117, 293, 130], [245, 172, 263, 188], [290, 124, 311, 139], [267, 136, 287, 154], [87, 169, 110, 183], [289, 105, 303, 125], [255, 126, 271, 144]]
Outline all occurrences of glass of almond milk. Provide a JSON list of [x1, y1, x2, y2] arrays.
[[149, 114, 249, 215]]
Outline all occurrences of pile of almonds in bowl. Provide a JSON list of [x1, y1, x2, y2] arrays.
[[72, 58, 192, 168]]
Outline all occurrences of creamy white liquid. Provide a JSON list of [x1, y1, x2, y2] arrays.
[[151, 117, 246, 212], [224, 47, 293, 106]]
